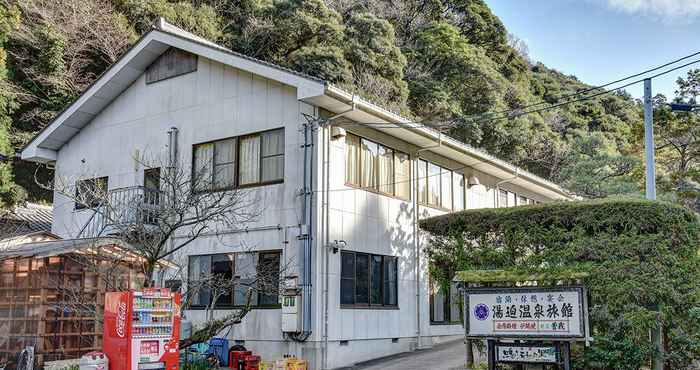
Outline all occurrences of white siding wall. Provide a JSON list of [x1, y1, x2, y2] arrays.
[[52, 56, 311, 350], [50, 54, 557, 369]]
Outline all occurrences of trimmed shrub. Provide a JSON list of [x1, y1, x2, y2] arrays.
[[420, 198, 700, 369]]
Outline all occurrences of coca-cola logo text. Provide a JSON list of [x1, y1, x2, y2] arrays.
[[116, 301, 127, 338]]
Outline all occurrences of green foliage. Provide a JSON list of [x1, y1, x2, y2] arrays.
[[343, 12, 408, 110], [114, 0, 223, 41], [0, 3, 24, 209], [421, 198, 700, 369]]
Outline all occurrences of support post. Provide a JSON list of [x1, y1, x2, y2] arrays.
[[487, 340, 496, 370], [644, 78, 664, 370], [644, 79, 657, 200], [561, 342, 571, 370]]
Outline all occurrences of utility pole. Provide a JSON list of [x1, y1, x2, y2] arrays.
[[644, 78, 663, 370]]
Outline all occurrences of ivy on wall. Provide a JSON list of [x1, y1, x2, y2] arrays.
[[420, 198, 700, 369]]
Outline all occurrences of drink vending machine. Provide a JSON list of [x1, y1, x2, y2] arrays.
[[103, 289, 181, 370]]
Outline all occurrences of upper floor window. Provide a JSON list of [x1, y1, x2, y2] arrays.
[[345, 134, 410, 200], [193, 128, 284, 191], [341, 251, 398, 308], [416, 160, 465, 211], [187, 251, 281, 308], [75, 176, 108, 210], [498, 189, 509, 208]]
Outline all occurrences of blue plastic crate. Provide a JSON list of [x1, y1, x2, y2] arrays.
[[207, 337, 229, 366]]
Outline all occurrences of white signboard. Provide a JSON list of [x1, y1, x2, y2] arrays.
[[465, 287, 585, 338], [496, 344, 558, 363]]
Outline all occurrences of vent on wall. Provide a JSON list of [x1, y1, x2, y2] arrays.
[[392, 338, 399, 343], [146, 47, 198, 84], [339, 340, 349, 346]]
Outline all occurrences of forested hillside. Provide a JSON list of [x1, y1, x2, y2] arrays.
[[1, 0, 699, 211]]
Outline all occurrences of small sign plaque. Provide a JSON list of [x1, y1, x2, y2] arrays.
[[465, 286, 586, 339], [496, 343, 558, 364]]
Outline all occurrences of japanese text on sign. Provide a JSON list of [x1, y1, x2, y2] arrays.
[[466, 288, 585, 338], [496, 344, 558, 363]]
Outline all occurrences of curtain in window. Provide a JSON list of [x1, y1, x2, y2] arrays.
[[261, 129, 284, 182], [360, 139, 378, 190], [441, 169, 452, 210], [346, 135, 360, 186], [394, 152, 410, 199], [499, 189, 508, 207], [453, 174, 465, 211], [418, 160, 427, 204], [428, 163, 441, 206], [214, 138, 236, 189], [378, 146, 394, 194], [239, 136, 261, 185], [234, 253, 258, 306], [194, 143, 214, 190]]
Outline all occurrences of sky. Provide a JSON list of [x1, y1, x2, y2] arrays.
[[484, 0, 700, 99]]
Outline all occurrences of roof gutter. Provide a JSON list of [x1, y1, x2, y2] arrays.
[[323, 85, 572, 200]]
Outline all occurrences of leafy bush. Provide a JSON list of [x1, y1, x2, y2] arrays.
[[420, 198, 700, 369]]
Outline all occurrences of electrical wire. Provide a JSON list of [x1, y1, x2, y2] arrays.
[[464, 58, 700, 126], [312, 55, 700, 194], [464, 49, 700, 121], [324, 51, 700, 130]]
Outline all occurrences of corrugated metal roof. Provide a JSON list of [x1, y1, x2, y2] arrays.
[[0, 237, 123, 259], [2, 203, 53, 236]]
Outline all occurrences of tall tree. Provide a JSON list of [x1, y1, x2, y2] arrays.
[[0, 4, 23, 209]]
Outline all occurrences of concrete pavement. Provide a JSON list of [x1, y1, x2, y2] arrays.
[[351, 339, 468, 370]]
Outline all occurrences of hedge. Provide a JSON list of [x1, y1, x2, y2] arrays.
[[419, 198, 700, 370]]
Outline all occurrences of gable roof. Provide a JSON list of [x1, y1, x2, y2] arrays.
[[21, 19, 572, 200], [21, 18, 326, 163]]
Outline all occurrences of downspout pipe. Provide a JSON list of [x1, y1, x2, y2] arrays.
[[322, 97, 357, 369]]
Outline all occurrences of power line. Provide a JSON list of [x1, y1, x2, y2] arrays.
[[329, 51, 700, 130], [315, 58, 700, 194], [464, 58, 700, 126], [464, 49, 700, 121]]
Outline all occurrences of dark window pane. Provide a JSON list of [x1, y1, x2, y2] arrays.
[[370, 255, 382, 305], [340, 252, 355, 305], [341, 252, 355, 279], [383, 257, 397, 306], [258, 252, 281, 305], [341, 279, 355, 305], [211, 254, 234, 306], [355, 254, 369, 304]]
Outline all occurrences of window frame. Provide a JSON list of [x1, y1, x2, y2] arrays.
[[417, 160, 464, 212], [340, 251, 399, 309], [74, 176, 109, 210], [192, 128, 285, 192], [344, 133, 411, 201], [187, 250, 282, 309], [429, 281, 462, 325]]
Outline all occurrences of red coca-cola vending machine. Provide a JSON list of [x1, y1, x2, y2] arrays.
[[103, 288, 181, 370]]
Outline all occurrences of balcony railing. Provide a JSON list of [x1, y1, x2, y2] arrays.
[[78, 186, 163, 238]]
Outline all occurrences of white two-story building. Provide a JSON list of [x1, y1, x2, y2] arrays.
[[21, 19, 571, 369]]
